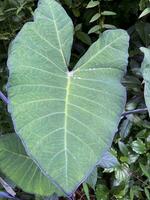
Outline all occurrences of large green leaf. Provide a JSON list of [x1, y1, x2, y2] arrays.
[[0, 134, 60, 196], [140, 47, 150, 114], [7, 0, 129, 194]]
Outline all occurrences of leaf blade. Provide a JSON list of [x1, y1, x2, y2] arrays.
[[140, 47, 150, 115], [0, 134, 60, 196], [7, 0, 129, 194]]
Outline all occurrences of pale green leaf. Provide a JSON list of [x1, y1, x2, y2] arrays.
[[0, 134, 60, 196], [131, 139, 146, 154], [90, 13, 100, 23], [86, 1, 99, 8], [7, 0, 129, 194], [128, 153, 139, 164], [83, 183, 90, 200], [102, 24, 116, 29], [115, 164, 130, 182], [101, 11, 117, 16], [88, 25, 100, 34], [139, 7, 150, 18]]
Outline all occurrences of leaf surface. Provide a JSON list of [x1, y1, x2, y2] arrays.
[[7, 0, 129, 194], [140, 47, 150, 115], [0, 134, 60, 196], [98, 151, 119, 168]]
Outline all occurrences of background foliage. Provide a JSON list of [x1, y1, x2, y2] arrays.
[[0, 0, 150, 199]]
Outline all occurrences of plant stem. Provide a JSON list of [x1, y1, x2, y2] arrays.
[[0, 91, 8, 104], [122, 108, 148, 116]]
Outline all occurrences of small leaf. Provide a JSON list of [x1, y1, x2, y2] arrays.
[[83, 183, 90, 200], [136, 23, 150, 46], [74, 24, 82, 32], [125, 101, 137, 111], [16, 4, 24, 15], [96, 184, 109, 200], [119, 118, 132, 139], [102, 24, 116, 29], [86, 1, 99, 8], [76, 31, 92, 45], [131, 139, 146, 154], [139, 7, 150, 18], [112, 182, 128, 199], [88, 25, 100, 34], [130, 186, 143, 200], [103, 168, 115, 173], [72, 8, 80, 17], [129, 187, 134, 200], [115, 164, 130, 182], [118, 141, 128, 156], [128, 153, 139, 164], [120, 156, 128, 163], [63, 0, 72, 7], [139, 163, 150, 179], [101, 11, 117, 16], [145, 188, 150, 200], [90, 13, 100, 23]]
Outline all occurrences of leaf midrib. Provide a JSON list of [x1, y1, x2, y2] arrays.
[[64, 75, 71, 187], [48, 1, 72, 187]]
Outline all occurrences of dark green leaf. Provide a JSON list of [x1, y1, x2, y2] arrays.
[[96, 184, 109, 200]]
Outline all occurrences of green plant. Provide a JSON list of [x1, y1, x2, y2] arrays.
[[139, 0, 150, 18], [0, 0, 150, 200], [5, 0, 130, 196], [86, 0, 117, 34]]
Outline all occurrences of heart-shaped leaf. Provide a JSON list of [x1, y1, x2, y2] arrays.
[[0, 134, 60, 196], [7, 0, 129, 194]]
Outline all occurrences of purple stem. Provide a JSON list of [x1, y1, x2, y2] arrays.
[[122, 108, 148, 116], [0, 192, 15, 199], [0, 91, 8, 104]]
